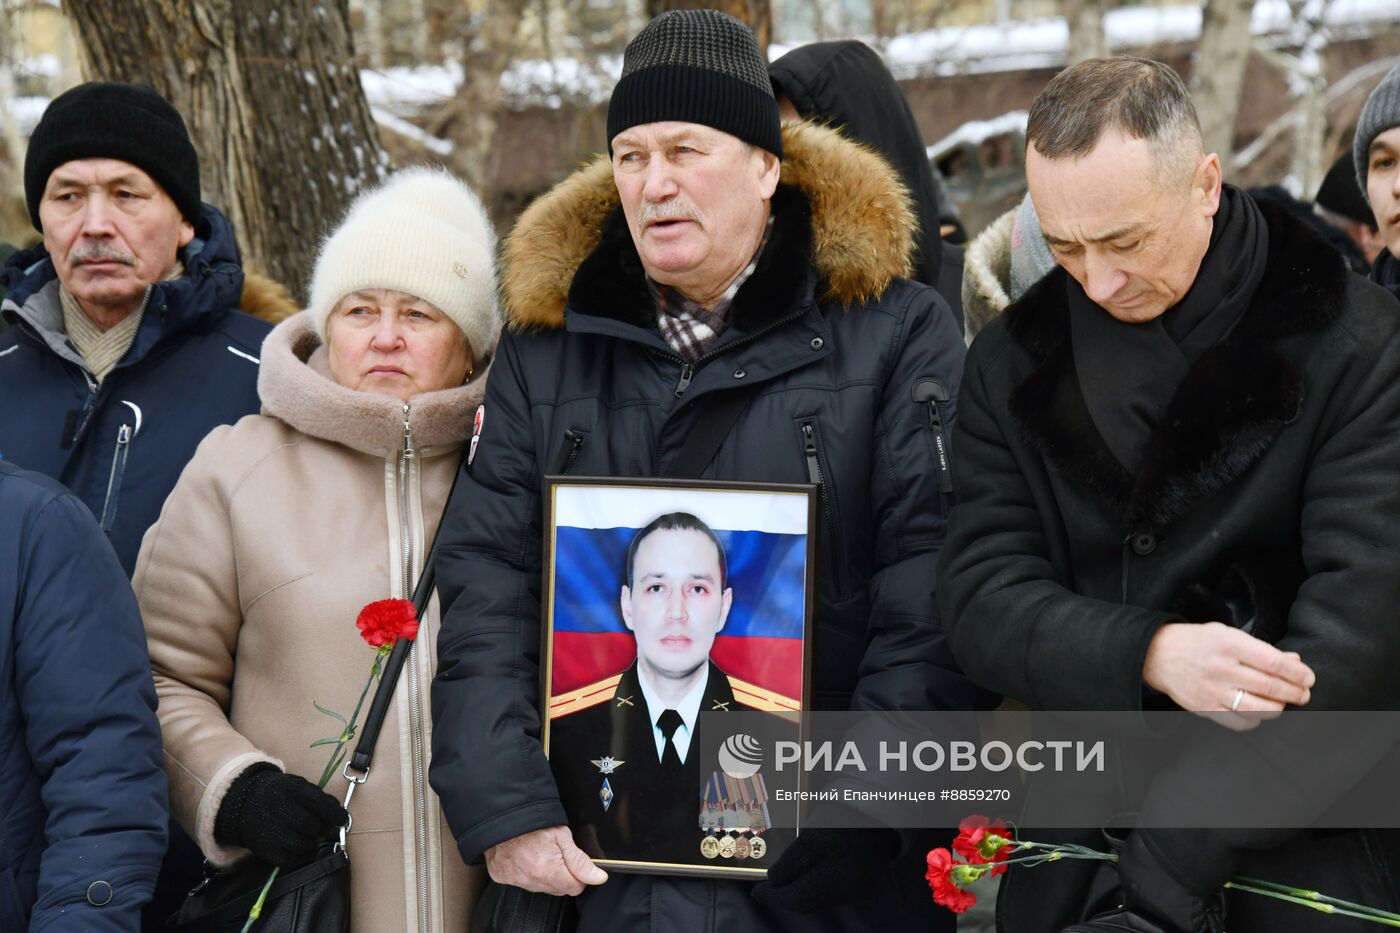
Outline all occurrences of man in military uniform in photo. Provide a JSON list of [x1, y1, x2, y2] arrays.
[[547, 512, 792, 866]]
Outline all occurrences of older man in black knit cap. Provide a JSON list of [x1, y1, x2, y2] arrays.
[[430, 9, 982, 933], [0, 81, 293, 932], [0, 82, 283, 575]]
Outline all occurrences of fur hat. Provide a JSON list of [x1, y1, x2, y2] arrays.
[[308, 168, 499, 360]]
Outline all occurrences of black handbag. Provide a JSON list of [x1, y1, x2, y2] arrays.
[[168, 476, 454, 932], [470, 383, 763, 933], [165, 844, 350, 933]]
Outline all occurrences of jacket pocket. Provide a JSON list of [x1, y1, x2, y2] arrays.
[[796, 419, 850, 599], [911, 377, 954, 494], [99, 422, 133, 533]]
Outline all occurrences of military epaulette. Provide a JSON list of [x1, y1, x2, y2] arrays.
[[549, 673, 624, 719], [725, 675, 800, 713]]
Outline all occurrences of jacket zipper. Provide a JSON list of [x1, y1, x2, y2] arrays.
[[549, 429, 584, 475], [674, 363, 695, 398], [63, 371, 100, 450], [1121, 539, 1131, 604], [912, 378, 954, 494], [99, 423, 132, 533], [398, 403, 432, 932], [665, 305, 811, 400], [801, 421, 849, 596]]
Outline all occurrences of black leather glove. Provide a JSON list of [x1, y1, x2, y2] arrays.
[[214, 764, 348, 868], [1114, 832, 1227, 933], [750, 827, 901, 913]]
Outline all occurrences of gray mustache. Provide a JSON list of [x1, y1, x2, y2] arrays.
[[641, 201, 701, 225], [70, 244, 134, 266]]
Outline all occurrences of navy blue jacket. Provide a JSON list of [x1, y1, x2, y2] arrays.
[[0, 205, 270, 574], [0, 460, 167, 931]]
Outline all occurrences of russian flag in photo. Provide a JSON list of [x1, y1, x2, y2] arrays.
[[547, 484, 809, 707]]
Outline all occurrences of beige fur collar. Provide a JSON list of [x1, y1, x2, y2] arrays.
[[258, 312, 486, 455], [502, 120, 916, 329]]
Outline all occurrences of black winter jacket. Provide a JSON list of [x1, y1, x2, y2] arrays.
[[938, 200, 1400, 930], [431, 122, 987, 933], [0, 460, 167, 931], [0, 205, 271, 574]]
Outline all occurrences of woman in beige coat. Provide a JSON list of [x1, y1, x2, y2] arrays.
[[135, 168, 499, 932]]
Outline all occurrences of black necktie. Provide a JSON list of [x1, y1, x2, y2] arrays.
[[657, 709, 684, 769]]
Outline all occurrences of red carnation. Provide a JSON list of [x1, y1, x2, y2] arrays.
[[953, 814, 1015, 876], [926, 848, 978, 913], [355, 599, 419, 648]]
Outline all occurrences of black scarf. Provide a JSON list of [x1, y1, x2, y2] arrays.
[[1070, 186, 1269, 472], [1372, 248, 1400, 302]]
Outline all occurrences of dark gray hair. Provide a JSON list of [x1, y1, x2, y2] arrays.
[[1026, 57, 1202, 183], [625, 512, 728, 591]]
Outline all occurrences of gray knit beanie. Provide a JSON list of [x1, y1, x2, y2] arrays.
[[1010, 193, 1057, 300], [1353, 63, 1400, 194], [607, 9, 782, 158]]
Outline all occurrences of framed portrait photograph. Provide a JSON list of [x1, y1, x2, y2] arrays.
[[541, 476, 815, 879]]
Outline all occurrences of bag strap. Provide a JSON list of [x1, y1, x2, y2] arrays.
[[348, 448, 467, 776], [666, 383, 763, 479]]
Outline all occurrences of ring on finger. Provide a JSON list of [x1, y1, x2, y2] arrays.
[[1231, 688, 1245, 712]]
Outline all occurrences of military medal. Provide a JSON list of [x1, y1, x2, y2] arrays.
[[735, 835, 751, 859], [591, 756, 624, 774], [593, 755, 623, 813], [700, 834, 721, 859], [719, 834, 737, 858], [749, 836, 767, 859], [599, 777, 614, 812]]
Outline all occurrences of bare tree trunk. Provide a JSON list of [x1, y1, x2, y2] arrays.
[[351, 0, 387, 70], [1254, 0, 1332, 197], [871, 0, 888, 40], [645, 0, 772, 60], [1065, 0, 1110, 66], [1192, 0, 1255, 175], [435, 0, 530, 192], [0, 4, 26, 191], [61, 0, 386, 300]]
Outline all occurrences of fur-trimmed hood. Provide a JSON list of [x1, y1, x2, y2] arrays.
[[1002, 197, 1348, 534], [962, 207, 1015, 342], [258, 311, 486, 456], [501, 120, 916, 329], [239, 270, 299, 324]]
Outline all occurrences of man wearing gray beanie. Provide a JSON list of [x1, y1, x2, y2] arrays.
[[431, 9, 983, 933], [1355, 62, 1400, 299]]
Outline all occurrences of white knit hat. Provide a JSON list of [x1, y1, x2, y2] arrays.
[[308, 167, 500, 360]]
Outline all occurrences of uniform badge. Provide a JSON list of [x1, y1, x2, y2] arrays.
[[591, 756, 625, 774], [700, 834, 721, 859], [599, 777, 614, 812], [467, 405, 485, 466], [749, 836, 767, 859], [615, 695, 635, 707], [710, 700, 730, 711]]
